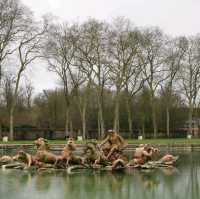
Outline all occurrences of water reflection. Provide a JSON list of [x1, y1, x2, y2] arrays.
[[0, 152, 200, 199], [35, 172, 52, 192]]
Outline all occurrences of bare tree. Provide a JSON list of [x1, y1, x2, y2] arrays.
[[162, 37, 186, 137], [138, 28, 167, 138], [9, 15, 47, 140], [44, 23, 79, 137], [0, 0, 26, 138], [0, 0, 28, 84], [73, 70, 93, 140], [2, 73, 14, 113], [74, 19, 109, 138], [66, 23, 98, 139], [71, 77, 90, 140], [107, 18, 140, 133], [24, 79, 34, 109], [124, 63, 144, 137], [178, 36, 200, 136]]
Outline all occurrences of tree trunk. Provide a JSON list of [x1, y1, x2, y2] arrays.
[[9, 107, 14, 141], [54, 93, 57, 129], [113, 90, 120, 133], [70, 120, 73, 137], [0, 63, 3, 140], [113, 100, 119, 133], [152, 104, 157, 138], [98, 113, 101, 139], [98, 108, 105, 138], [126, 95, 133, 138], [80, 82, 91, 140], [142, 121, 145, 138], [97, 91, 105, 139], [0, 123, 2, 140], [188, 102, 193, 135], [127, 110, 133, 138], [77, 91, 87, 140], [65, 107, 69, 138], [0, 62, 2, 87], [151, 93, 157, 138], [165, 83, 172, 138], [82, 104, 86, 139], [166, 105, 170, 137], [9, 66, 24, 141]]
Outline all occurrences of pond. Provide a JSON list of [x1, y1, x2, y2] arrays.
[[0, 151, 200, 199]]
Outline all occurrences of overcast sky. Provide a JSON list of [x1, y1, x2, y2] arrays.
[[21, 0, 200, 93]]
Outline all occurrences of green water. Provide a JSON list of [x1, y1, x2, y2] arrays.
[[0, 152, 200, 199]]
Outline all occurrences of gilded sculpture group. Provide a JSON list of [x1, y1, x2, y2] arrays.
[[0, 130, 178, 170]]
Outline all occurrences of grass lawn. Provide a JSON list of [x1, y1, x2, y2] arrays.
[[1, 138, 200, 145], [127, 138, 200, 144]]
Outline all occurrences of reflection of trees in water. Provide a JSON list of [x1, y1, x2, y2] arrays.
[[34, 171, 52, 192], [128, 171, 159, 199], [141, 171, 159, 189], [0, 170, 32, 199], [61, 171, 127, 199], [155, 152, 200, 199], [190, 167, 200, 199], [185, 153, 200, 199], [137, 174, 158, 198], [157, 169, 181, 199], [1, 153, 200, 199]]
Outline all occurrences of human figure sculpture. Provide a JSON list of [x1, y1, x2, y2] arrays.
[[0, 137, 179, 171], [127, 145, 155, 166], [83, 142, 107, 166], [16, 149, 35, 168], [100, 130, 127, 159]]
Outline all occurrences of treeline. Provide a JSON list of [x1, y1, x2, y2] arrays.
[[1, 0, 200, 140]]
